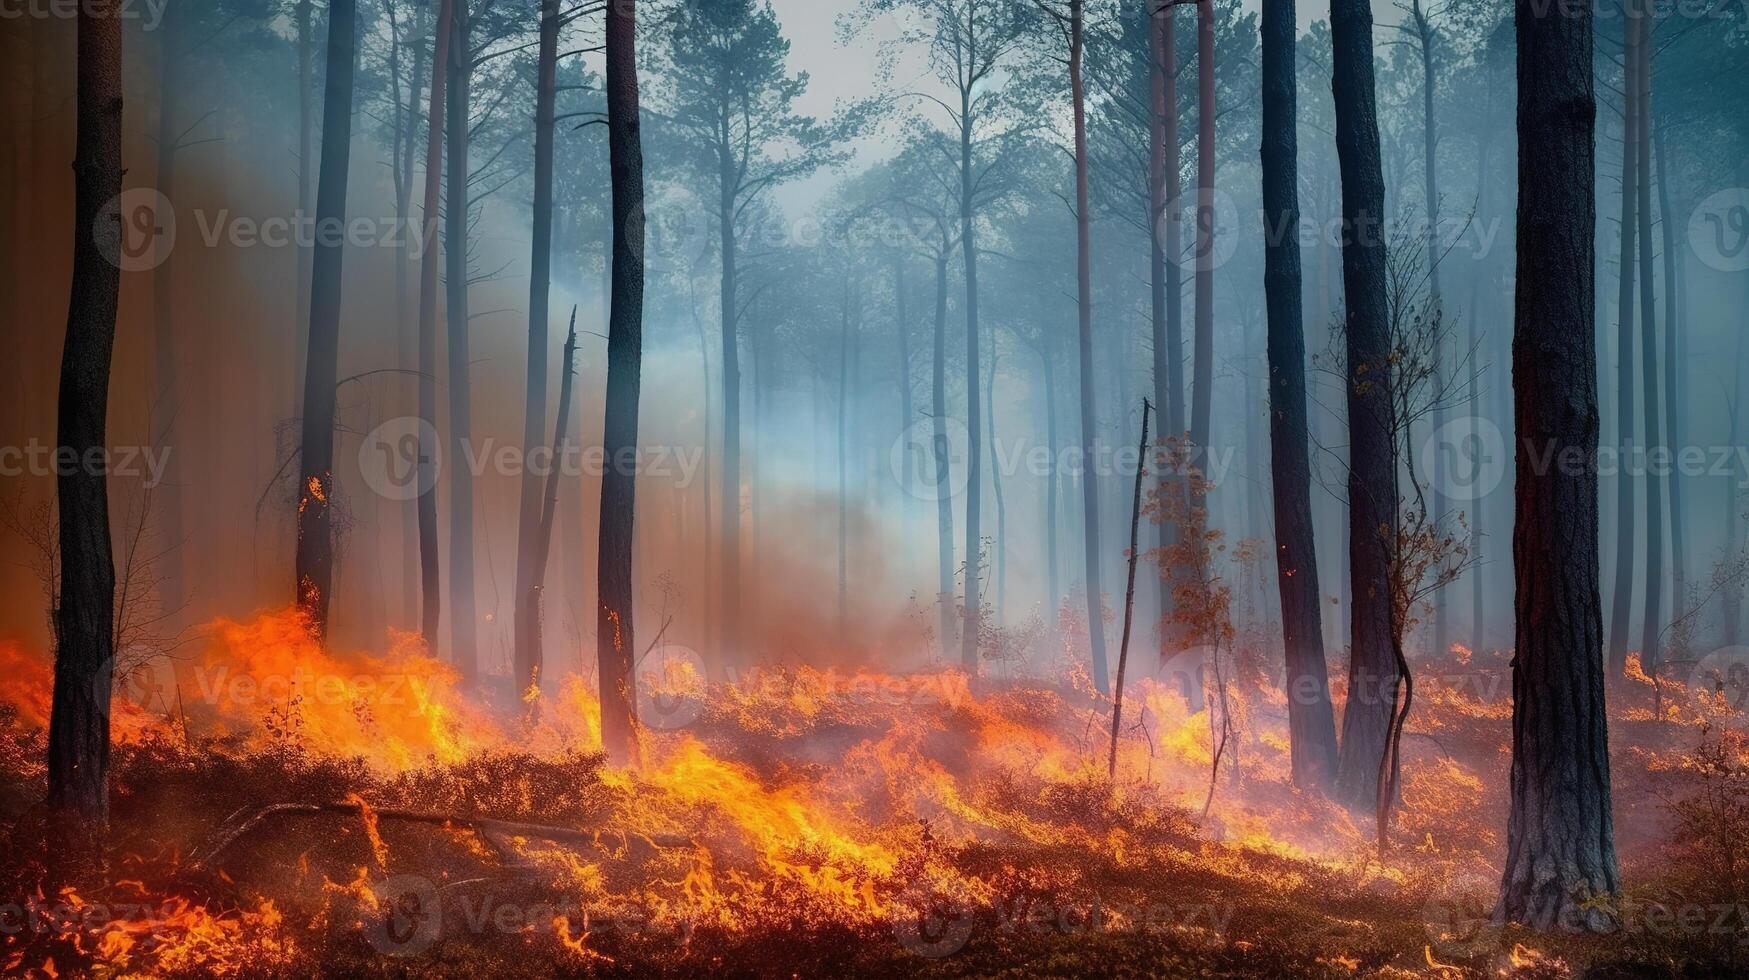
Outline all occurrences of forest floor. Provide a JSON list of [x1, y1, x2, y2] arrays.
[[0, 610, 1744, 978]]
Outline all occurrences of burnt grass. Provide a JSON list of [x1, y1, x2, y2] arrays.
[[0, 710, 1740, 980]]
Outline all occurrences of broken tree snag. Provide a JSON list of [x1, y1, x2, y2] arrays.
[[1108, 399, 1151, 779], [189, 801, 693, 872]]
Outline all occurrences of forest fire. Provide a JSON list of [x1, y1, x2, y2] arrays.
[[8, 0, 1749, 975], [0, 610, 1743, 977]]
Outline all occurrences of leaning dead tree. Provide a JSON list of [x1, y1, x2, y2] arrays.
[[516, 312, 580, 713]]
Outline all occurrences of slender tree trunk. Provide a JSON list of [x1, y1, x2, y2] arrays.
[[293, 0, 358, 636], [1189, 0, 1216, 459], [597, 0, 645, 764], [930, 253, 956, 657], [1634, 19, 1663, 670], [987, 347, 1007, 624], [295, 0, 313, 408], [395, 2, 428, 631], [719, 152, 743, 664], [46, 0, 123, 850], [838, 288, 852, 641], [152, 0, 183, 617], [1606, 0, 1639, 678], [1469, 117, 1493, 658], [895, 258, 914, 543], [1329, 0, 1400, 807], [1655, 129, 1685, 624], [1413, 0, 1449, 660], [444, 7, 478, 680], [959, 82, 983, 674], [1148, 3, 1173, 640], [1261, 0, 1338, 790], [1042, 349, 1062, 634], [1069, 0, 1108, 694], [1498, 0, 1619, 928], [522, 314, 580, 693], [514, 0, 561, 696], [414, 0, 454, 652]]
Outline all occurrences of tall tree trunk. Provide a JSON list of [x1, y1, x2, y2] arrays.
[[394, 1, 428, 630], [1654, 129, 1685, 627], [46, 0, 123, 850], [1413, 0, 1449, 660], [152, 0, 183, 617], [838, 288, 852, 641], [295, 0, 314, 407], [444, 7, 478, 680], [1468, 127, 1492, 659], [514, 0, 561, 696], [522, 314, 580, 694], [597, 0, 645, 764], [959, 80, 983, 674], [1042, 348, 1062, 635], [1261, 0, 1338, 790], [414, 0, 455, 651], [1498, 0, 1619, 928], [987, 347, 1007, 624], [931, 253, 956, 657], [719, 150, 743, 664], [1189, 0, 1216, 459], [293, 0, 358, 636], [1148, 2, 1173, 640], [1070, 0, 1108, 694], [1634, 18, 1663, 670], [895, 258, 914, 548], [1329, 0, 1399, 807], [1606, 0, 1639, 678]]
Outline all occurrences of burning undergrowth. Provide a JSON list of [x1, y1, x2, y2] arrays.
[[0, 613, 1744, 977]]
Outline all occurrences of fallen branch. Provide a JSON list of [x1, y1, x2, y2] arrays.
[[190, 801, 693, 871]]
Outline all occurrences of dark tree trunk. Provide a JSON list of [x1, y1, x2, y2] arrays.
[[1634, 20, 1662, 670], [597, 0, 645, 764], [931, 254, 956, 657], [1329, 0, 1400, 807], [519, 314, 579, 697], [295, 0, 313, 405], [1189, 0, 1216, 459], [151, 0, 183, 619], [1606, 2, 1639, 678], [514, 0, 561, 696], [987, 344, 1007, 623], [959, 83, 983, 673], [1468, 114, 1494, 659], [1498, 0, 1619, 928], [1261, 0, 1339, 790], [1148, 2, 1173, 639], [1412, 0, 1449, 660], [1070, 0, 1108, 694], [393, 1, 428, 630], [445, 7, 478, 680], [293, 0, 358, 636], [47, 0, 123, 849], [415, 0, 455, 651], [1654, 129, 1685, 628]]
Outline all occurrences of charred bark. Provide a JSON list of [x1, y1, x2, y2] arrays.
[[514, 0, 562, 696], [1606, 2, 1639, 678], [1498, 0, 1619, 929], [293, 0, 359, 637], [1261, 0, 1339, 790], [1329, 0, 1400, 806], [46, 0, 124, 849], [597, 0, 645, 764]]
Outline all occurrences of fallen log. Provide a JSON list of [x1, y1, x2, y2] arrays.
[[189, 801, 694, 871]]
